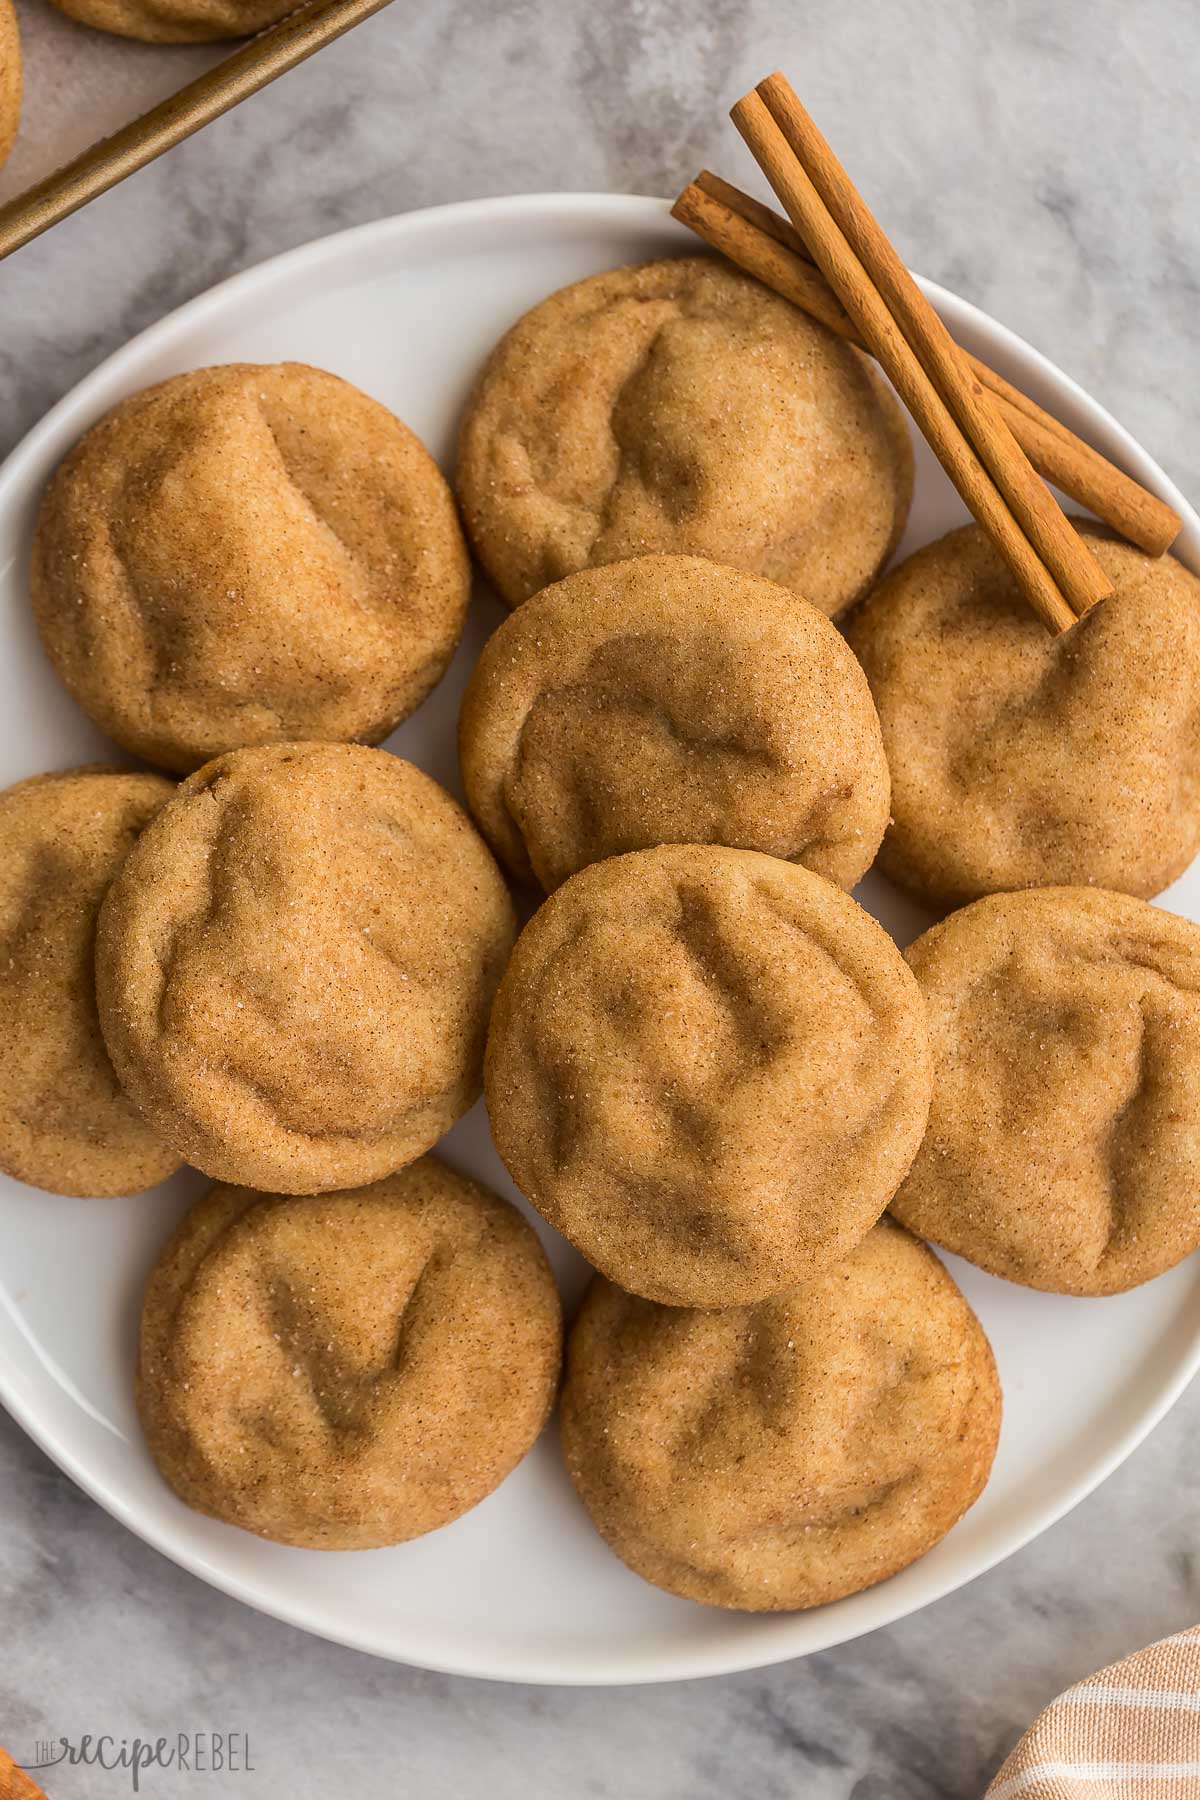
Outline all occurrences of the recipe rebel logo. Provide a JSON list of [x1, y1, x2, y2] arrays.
[[7, 1732, 257, 1792]]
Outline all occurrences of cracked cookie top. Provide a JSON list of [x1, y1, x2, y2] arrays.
[[845, 523, 1200, 906], [137, 1158, 562, 1548], [0, 766, 181, 1197], [891, 885, 1200, 1295], [456, 257, 912, 617], [484, 844, 932, 1307], [32, 362, 470, 773], [560, 1220, 1000, 1610], [96, 742, 515, 1193], [459, 554, 890, 893]]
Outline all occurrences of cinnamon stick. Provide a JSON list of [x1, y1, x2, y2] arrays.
[[673, 176, 1181, 560], [674, 177, 856, 340], [755, 73, 1114, 620], [730, 86, 1079, 634], [697, 170, 811, 254], [0, 1748, 48, 1800]]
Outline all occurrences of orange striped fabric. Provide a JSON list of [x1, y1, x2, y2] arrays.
[[987, 1629, 1200, 1797]]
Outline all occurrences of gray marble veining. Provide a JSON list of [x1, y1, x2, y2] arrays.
[[2, 1, 1200, 1794]]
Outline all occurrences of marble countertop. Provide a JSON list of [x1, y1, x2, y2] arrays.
[[2, 2, 1199, 1794]]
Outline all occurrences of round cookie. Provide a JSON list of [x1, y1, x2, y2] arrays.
[[0, 0, 20, 169], [460, 554, 890, 893], [46, 0, 293, 43], [892, 886, 1200, 1295], [457, 257, 912, 617], [32, 363, 470, 774], [845, 524, 1200, 906], [97, 743, 515, 1194], [561, 1220, 1000, 1611], [138, 1158, 562, 1548], [0, 767, 181, 1198], [485, 845, 931, 1306]]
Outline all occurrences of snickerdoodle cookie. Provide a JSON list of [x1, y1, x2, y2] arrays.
[[97, 743, 514, 1194], [561, 1219, 1000, 1610], [33, 363, 470, 773], [139, 1158, 562, 1548], [485, 845, 931, 1306], [0, 0, 20, 168], [460, 554, 890, 893], [845, 524, 1200, 907], [46, 0, 292, 43], [0, 768, 181, 1197], [891, 886, 1200, 1295], [457, 258, 912, 616]]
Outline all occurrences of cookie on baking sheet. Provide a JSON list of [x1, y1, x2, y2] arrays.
[[96, 743, 515, 1195], [892, 885, 1200, 1296], [845, 523, 1200, 907], [46, 0, 293, 43], [457, 257, 912, 617], [459, 554, 890, 893], [32, 363, 470, 773], [0, 0, 20, 169], [484, 845, 931, 1307], [0, 767, 181, 1198], [138, 1158, 562, 1549], [560, 1220, 1000, 1611]]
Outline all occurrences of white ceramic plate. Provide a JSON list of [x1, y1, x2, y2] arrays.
[[1, 194, 1198, 1687]]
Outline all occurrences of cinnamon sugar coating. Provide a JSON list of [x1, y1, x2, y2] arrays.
[[892, 886, 1200, 1295], [845, 524, 1200, 906], [32, 363, 470, 773], [96, 743, 515, 1194], [46, 0, 293, 44], [459, 554, 890, 893], [560, 1220, 1000, 1610], [485, 845, 931, 1307], [456, 257, 912, 616], [0, 767, 181, 1197], [138, 1159, 562, 1548]]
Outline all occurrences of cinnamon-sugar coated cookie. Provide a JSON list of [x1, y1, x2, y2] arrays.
[[845, 524, 1200, 906], [33, 363, 470, 773], [0, 0, 20, 168], [460, 555, 890, 893], [0, 768, 181, 1198], [97, 743, 515, 1194], [485, 846, 931, 1306], [561, 1221, 1000, 1611], [892, 887, 1200, 1295], [138, 1159, 562, 1548], [46, 0, 293, 42], [457, 257, 912, 616]]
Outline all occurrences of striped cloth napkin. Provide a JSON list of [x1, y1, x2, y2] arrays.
[[987, 1627, 1200, 1796]]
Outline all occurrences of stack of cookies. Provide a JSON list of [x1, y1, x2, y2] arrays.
[[7, 253, 1200, 1614]]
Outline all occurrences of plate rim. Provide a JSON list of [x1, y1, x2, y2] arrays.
[[2, 190, 1198, 1687]]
